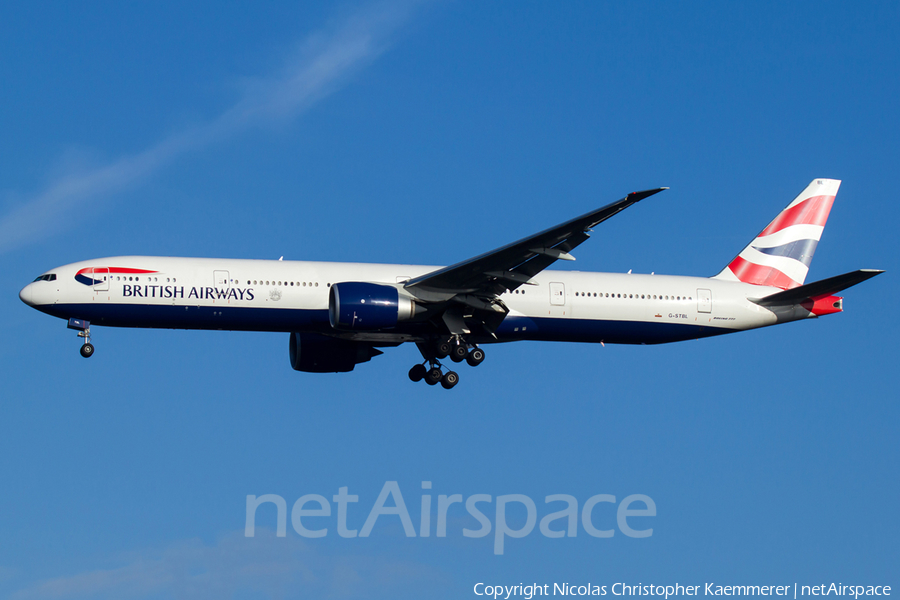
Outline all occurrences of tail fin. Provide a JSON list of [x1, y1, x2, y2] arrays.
[[714, 179, 840, 289]]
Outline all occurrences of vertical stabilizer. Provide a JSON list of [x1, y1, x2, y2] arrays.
[[714, 179, 840, 289]]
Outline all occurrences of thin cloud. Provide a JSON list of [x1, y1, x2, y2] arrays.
[[0, 1, 415, 255], [8, 529, 443, 600]]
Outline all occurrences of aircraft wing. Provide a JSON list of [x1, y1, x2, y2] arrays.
[[405, 187, 668, 297]]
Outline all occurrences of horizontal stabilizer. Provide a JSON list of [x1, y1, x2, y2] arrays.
[[752, 269, 884, 306]]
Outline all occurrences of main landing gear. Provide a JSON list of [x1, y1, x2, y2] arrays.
[[67, 318, 94, 358], [408, 338, 484, 389], [408, 362, 459, 389]]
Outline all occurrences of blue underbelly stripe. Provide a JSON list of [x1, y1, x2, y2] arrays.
[[38, 303, 731, 344], [36, 303, 333, 333], [495, 315, 729, 344]]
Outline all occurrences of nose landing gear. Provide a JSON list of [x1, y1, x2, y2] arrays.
[[79, 340, 94, 358], [67, 318, 94, 358]]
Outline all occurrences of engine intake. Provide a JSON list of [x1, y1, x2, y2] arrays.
[[329, 282, 415, 330]]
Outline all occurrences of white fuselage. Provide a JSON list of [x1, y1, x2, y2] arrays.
[[20, 256, 794, 346]]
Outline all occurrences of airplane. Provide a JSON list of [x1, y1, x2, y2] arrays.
[[19, 178, 882, 389]]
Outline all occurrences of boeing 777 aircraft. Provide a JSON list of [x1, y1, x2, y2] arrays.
[[20, 179, 882, 389]]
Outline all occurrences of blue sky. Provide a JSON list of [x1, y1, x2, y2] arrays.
[[2, 1, 898, 598]]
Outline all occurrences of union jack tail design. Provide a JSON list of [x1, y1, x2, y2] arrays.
[[714, 179, 840, 290]]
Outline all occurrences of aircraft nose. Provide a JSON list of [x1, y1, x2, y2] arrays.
[[19, 283, 34, 306]]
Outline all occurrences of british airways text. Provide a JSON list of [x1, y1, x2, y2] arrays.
[[122, 285, 256, 301]]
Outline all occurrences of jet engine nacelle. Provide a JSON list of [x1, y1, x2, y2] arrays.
[[289, 331, 381, 373], [328, 282, 415, 330]]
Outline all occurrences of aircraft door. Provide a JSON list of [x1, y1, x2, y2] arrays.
[[549, 282, 567, 316], [92, 267, 109, 292], [697, 288, 711, 313], [214, 270, 230, 289], [550, 282, 566, 305]]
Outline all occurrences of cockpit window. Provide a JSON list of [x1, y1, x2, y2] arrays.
[[33, 274, 57, 282]]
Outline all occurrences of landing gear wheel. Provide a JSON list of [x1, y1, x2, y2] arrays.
[[408, 364, 427, 382], [466, 348, 485, 367], [435, 340, 452, 359], [441, 371, 459, 389], [80, 343, 95, 358], [450, 343, 468, 363], [425, 367, 443, 386]]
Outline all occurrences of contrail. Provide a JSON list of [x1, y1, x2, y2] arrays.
[[0, 1, 416, 255]]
